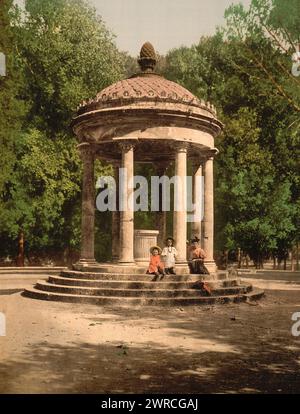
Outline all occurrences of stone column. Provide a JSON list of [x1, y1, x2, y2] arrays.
[[78, 142, 96, 265], [118, 142, 135, 264], [111, 163, 120, 262], [203, 156, 216, 273], [191, 162, 203, 245], [173, 144, 188, 264], [155, 163, 169, 248]]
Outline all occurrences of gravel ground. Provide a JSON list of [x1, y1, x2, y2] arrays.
[[0, 284, 300, 394]]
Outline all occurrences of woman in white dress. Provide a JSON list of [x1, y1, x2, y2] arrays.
[[161, 237, 178, 275]]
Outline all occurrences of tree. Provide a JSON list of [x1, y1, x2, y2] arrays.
[[0, 0, 124, 264], [223, 0, 300, 264], [162, 25, 298, 266], [215, 108, 295, 267], [13, 0, 124, 134], [0, 0, 28, 265], [224, 0, 300, 113], [0, 0, 26, 196]]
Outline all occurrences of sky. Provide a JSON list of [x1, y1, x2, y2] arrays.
[[15, 0, 252, 56], [90, 0, 252, 56]]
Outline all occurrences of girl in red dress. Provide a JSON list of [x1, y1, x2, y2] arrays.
[[146, 246, 166, 280]]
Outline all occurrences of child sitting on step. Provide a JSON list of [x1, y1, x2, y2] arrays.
[[146, 246, 166, 280], [161, 237, 177, 275]]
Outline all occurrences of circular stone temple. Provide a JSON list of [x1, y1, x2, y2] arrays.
[[71, 42, 223, 275], [24, 43, 265, 305]]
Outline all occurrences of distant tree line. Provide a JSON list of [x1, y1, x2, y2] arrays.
[[161, 0, 300, 268], [0, 0, 299, 268], [0, 0, 123, 265]]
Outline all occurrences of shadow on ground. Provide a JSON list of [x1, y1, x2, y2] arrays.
[[0, 289, 300, 394]]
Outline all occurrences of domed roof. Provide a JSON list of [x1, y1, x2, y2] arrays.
[[77, 42, 216, 117]]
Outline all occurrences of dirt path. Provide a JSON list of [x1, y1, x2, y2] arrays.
[[0, 287, 300, 394]]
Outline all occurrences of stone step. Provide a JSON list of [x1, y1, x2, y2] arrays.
[[23, 286, 264, 306], [256, 270, 300, 275], [74, 264, 229, 277], [48, 275, 240, 289], [0, 288, 23, 295], [0, 267, 66, 275], [61, 270, 230, 282], [73, 264, 147, 274], [34, 280, 252, 298]]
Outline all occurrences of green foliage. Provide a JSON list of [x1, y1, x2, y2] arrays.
[[0, 0, 26, 195], [224, 0, 300, 112], [1, 0, 299, 266], [13, 0, 124, 134], [163, 2, 299, 264], [0, 129, 81, 249], [0, 0, 124, 262]]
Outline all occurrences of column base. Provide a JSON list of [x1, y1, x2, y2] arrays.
[[204, 260, 217, 275], [174, 262, 190, 275], [135, 260, 149, 267], [73, 258, 98, 271], [118, 261, 137, 266]]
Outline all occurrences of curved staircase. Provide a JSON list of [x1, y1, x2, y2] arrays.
[[23, 269, 264, 306]]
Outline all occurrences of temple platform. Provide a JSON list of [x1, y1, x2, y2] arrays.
[[73, 262, 218, 276], [23, 267, 264, 306]]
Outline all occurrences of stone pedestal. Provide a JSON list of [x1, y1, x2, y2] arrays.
[[134, 229, 159, 265]]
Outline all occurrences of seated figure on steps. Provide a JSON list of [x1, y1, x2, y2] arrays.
[[161, 237, 177, 275], [188, 237, 210, 275], [146, 246, 166, 280]]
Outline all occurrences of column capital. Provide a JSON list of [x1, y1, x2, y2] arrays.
[[174, 141, 189, 152], [118, 139, 137, 152], [204, 147, 219, 161], [205, 156, 214, 162]]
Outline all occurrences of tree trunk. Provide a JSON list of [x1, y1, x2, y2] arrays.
[[16, 230, 25, 267], [256, 255, 261, 269], [237, 248, 241, 268], [225, 250, 228, 269], [277, 258, 281, 270]]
